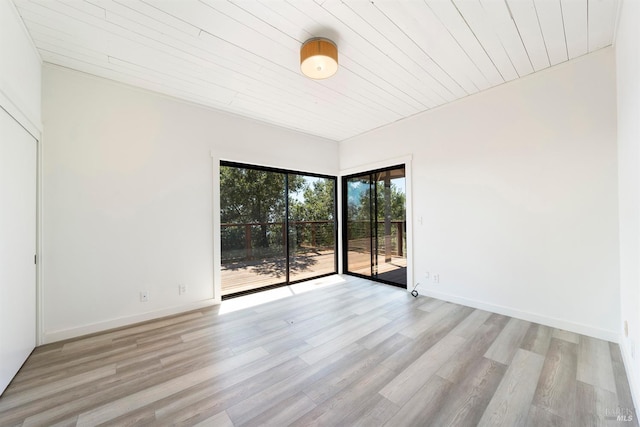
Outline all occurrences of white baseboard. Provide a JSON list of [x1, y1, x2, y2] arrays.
[[41, 299, 219, 344], [420, 288, 619, 343]]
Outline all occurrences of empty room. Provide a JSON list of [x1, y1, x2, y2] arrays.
[[1, 0, 639, 425]]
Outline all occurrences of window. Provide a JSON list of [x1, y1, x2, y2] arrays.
[[220, 162, 337, 297], [343, 165, 407, 287]]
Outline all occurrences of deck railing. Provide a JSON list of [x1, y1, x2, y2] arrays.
[[221, 220, 334, 261], [221, 220, 406, 262]]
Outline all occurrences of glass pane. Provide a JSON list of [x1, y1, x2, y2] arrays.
[[345, 175, 373, 277], [220, 166, 286, 295], [373, 167, 406, 285], [288, 175, 336, 282]]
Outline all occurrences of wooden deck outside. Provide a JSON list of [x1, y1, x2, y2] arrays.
[[220, 220, 407, 296], [347, 253, 407, 286], [221, 250, 407, 296], [221, 250, 337, 296]]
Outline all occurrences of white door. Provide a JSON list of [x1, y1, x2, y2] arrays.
[[0, 107, 37, 395]]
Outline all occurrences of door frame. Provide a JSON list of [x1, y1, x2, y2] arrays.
[[0, 92, 42, 346], [339, 156, 413, 290], [0, 104, 40, 394]]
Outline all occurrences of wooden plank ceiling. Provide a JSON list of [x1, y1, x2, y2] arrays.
[[12, 0, 619, 141]]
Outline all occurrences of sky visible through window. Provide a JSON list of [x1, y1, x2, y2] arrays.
[[289, 175, 323, 202]]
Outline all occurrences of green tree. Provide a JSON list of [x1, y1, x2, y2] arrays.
[[350, 181, 405, 221], [220, 166, 304, 248], [289, 178, 336, 249], [290, 178, 335, 221]]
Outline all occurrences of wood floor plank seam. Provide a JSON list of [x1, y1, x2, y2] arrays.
[[477, 348, 546, 426]]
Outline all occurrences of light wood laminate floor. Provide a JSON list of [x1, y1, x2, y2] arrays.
[[0, 276, 636, 426]]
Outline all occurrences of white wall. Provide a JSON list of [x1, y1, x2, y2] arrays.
[[0, 0, 41, 134], [41, 65, 338, 342], [341, 48, 619, 341], [616, 0, 640, 412]]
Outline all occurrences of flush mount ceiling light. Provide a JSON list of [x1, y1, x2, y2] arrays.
[[300, 37, 338, 80]]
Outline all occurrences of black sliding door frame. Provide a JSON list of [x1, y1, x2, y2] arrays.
[[342, 164, 407, 288], [284, 174, 290, 285], [220, 161, 338, 298], [371, 177, 378, 278]]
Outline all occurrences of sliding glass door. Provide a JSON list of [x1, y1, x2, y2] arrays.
[[288, 175, 337, 282], [220, 166, 286, 295], [220, 162, 336, 297], [343, 165, 406, 287]]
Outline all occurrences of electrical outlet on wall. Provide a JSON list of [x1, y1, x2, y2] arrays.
[[625, 320, 629, 337], [178, 284, 187, 295], [433, 274, 440, 284]]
